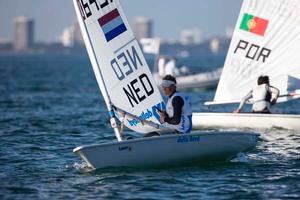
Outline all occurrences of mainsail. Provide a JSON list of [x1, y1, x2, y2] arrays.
[[72, 0, 165, 137], [211, 0, 300, 105]]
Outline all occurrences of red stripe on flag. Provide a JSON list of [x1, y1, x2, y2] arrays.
[[249, 17, 269, 36], [98, 9, 120, 26]]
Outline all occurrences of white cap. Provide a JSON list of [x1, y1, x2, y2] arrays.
[[161, 80, 176, 88]]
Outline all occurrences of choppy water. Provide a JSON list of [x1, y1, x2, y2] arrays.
[[1, 54, 300, 200]]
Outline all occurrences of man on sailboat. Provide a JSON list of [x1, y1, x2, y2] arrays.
[[159, 75, 192, 133], [234, 76, 279, 114], [164, 57, 178, 76], [157, 55, 166, 77]]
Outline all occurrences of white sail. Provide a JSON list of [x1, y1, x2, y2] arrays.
[[72, 0, 165, 134], [213, 0, 300, 104], [140, 38, 160, 55]]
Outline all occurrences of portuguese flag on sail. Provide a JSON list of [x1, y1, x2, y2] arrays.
[[240, 13, 269, 36]]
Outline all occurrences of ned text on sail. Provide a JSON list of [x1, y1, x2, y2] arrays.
[[111, 44, 154, 108]]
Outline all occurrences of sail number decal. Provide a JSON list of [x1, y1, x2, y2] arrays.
[[77, 0, 113, 20], [234, 39, 271, 63], [111, 45, 155, 108]]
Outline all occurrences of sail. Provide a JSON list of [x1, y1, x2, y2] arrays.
[[72, 0, 165, 133], [140, 38, 160, 55], [213, 0, 300, 104]]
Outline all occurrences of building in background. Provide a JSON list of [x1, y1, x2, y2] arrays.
[[73, 23, 84, 46], [62, 27, 74, 47], [61, 23, 83, 47], [132, 17, 153, 41], [209, 38, 220, 54], [180, 28, 203, 45], [225, 26, 234, 38], [13, 16, 34, 51]]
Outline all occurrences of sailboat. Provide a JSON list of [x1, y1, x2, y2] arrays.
[[193, 0, 300, 130], [72, 0, 258, 170], [140, 38, 222, 90]]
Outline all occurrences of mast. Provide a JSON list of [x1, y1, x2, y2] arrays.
[[72, 0, 122, 141]]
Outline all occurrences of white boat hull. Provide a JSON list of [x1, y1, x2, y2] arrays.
[[153, 69, 221, 90], [192, 112, 300, 130], [73, 130, 258, 170]]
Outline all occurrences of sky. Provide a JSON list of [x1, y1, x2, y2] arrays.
[[0, 0, 242, 43]]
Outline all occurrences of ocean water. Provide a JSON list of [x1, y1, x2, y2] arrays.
[[1, 54, 300, 200]]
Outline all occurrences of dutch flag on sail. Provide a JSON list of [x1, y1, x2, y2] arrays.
[[98, 8, 127, 42]]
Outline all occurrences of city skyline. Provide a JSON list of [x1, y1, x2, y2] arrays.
[[0, 0, 242, 42]]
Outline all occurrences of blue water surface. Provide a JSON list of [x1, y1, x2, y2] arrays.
[[0, 54, 300, 200]]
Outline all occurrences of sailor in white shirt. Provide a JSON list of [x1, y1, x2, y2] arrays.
[[164, 57, 177, 76], [157, 55, 166, 77], [234, 76, 280, 114], [159, 75, 193, 133]]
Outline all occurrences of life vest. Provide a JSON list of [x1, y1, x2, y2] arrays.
[[252, 84, 271, 112], [166, 92, 192, 133]]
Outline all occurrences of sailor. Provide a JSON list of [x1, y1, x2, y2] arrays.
[[159, 75, 192, 133], [164, 57, 179, 76], [157, 55, 166, 77], [234, 75, 280, 114]]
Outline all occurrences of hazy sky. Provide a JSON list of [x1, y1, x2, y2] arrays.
[[0, 0, 242, 42]]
